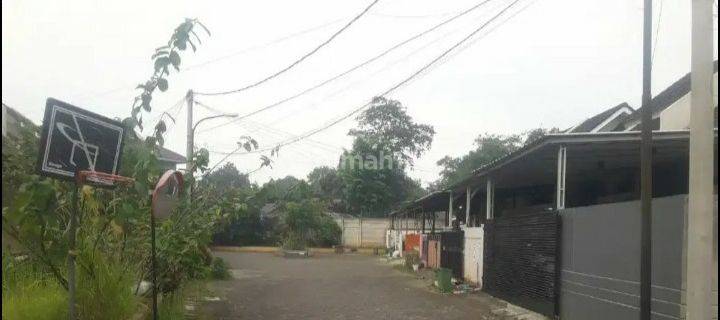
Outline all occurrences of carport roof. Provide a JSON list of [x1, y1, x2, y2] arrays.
[[390, 129, 717, 216], [389, 191, 449, 216]]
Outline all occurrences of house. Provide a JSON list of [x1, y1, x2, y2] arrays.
[[565, 60, 719, 133], [387, 64, 719, 319], [621, 60, 719, 131], [392, 130, 717, 318], [565, 102, 635, 133], [156, 146, 186, 171]]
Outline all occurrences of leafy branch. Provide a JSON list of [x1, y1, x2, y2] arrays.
[[124, 18, 210, 147]]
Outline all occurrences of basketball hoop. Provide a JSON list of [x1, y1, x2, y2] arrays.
[[77, 170, 134, 187]]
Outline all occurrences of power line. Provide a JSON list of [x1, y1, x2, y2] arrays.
[[256, 6, 495, 129], [651, 0, 663, 65], [197, 0, 497, 133], [195, 0, 381, 96], [148, 97, 185, 126], [370, 11, 460, 19], [214, 0, 525, 158], [183, 18, 344, 71]]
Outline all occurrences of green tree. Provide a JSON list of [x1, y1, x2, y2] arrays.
[[307, 166, 343, 201], [256, 176, 311, 204], [282, 199, 340, 249], [348, 96, 434, 167], [339, 97, 433, 216], [202, 162, 251, 192]]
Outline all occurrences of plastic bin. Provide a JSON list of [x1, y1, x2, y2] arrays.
[[436, 268, 453, 293]]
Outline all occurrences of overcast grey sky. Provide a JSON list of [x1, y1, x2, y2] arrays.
[[3, 0, 718, 186]]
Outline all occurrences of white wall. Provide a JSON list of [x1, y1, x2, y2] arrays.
[[335, 217, 390, 248], [660, 71, 718, 130], [464, 226, 484, 285]]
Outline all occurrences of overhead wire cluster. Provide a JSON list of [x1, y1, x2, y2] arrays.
[[208, 0, 526, 163], [157, 0, 535, 175], [194, 0, 382, 96], [196, 0, 498, 134]]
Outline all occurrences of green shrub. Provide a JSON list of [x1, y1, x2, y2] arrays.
[[281, 232, 307, 250], [314, 214, 341, 247], [210, 257, 231, 280], [282, 199, 341, 248]]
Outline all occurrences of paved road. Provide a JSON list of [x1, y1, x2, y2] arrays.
[[201, 252, 506, 320]]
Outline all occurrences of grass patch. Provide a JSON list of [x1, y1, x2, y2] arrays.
[[157, 281, 210, 319], [2, 255, 67, 320], [76, 251, 139, 320]]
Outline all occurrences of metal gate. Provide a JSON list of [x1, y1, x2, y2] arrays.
[[440, 231, 464, 279], [483, 211, 561, 317]]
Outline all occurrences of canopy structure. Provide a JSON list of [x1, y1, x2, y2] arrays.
[[390, 130, 718, 227]]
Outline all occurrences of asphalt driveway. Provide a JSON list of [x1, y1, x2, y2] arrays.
[[201, 251, 508, 320]]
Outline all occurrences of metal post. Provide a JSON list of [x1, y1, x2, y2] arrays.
[[448, 192, 454, 228], [639, 0, 653, 318], [186, 90, 194, 171], [556, 146, 567, 210], [341, 215, 346, 246], [150, 192, 158, 320], [686, 0, 715, 318], [486, 179, 494, 220], [359, 212, 363, 248], [431, 211, 436, 234], [67, 184, 79, 320], [466, 187, 472, 227], [185, 90, 195, 198]]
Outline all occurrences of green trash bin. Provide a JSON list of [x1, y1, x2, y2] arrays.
[[436, 268, 453, 294]]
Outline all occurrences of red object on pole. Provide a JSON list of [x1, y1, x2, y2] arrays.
[[152, 170, 185, 220], [149, 170, 184, 320]]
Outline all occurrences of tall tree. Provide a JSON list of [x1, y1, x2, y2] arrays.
[[202, 162, 251, 192], [339, 97, 433, 216], [348, 96, 435, 167]]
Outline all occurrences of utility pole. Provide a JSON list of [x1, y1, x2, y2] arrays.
[[686, 0, 715, 318], [639, 0, 653, 318], [185, 90, 194, 175]]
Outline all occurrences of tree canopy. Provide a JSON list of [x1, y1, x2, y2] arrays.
[[202, 162, 251, 192], [348, 96, 435, 168], [338, 97, 432, 216], [431, 128, 559, 190]]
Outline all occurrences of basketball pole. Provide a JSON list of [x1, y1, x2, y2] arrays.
[[150, 190, 159, 320], [68, 182, 79, 320]]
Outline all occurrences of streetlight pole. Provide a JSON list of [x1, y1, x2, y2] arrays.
[[185, 89, 238, 194]]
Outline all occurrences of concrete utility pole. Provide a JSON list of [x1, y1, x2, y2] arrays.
[[686, 0, 715, 318], [639, 0, 653, 318], [186, 90, 194, 174]]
